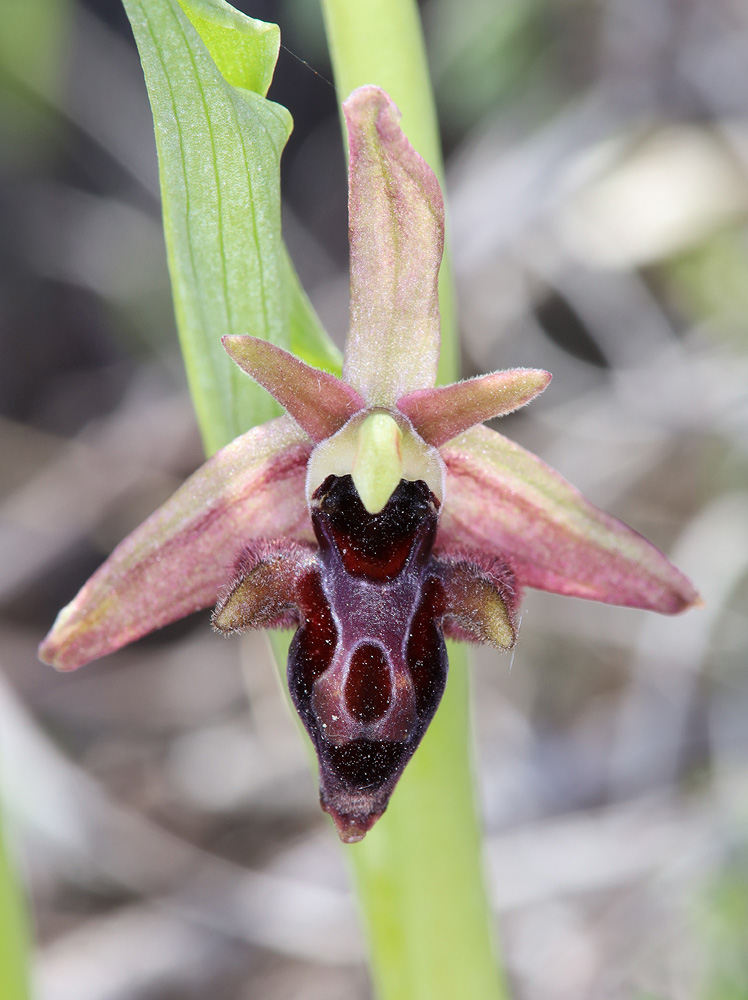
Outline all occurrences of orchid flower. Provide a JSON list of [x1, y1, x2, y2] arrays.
[[39, 86, 699, 842]]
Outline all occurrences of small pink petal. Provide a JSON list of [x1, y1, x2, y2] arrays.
[[39, 417, 313, 671], [439, 425, 700, 613], [342, 86, 443, 407], [222, 335, 365, 441], [398, 369, 552, 446]]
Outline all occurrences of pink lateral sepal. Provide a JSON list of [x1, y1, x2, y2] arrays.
[[398, 368, 552, 446], [38, 416, 313, 671], [438, 425, 701, 614], [222, 335, 365, 441]]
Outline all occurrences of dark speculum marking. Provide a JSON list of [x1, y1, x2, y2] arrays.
[[345, 643, 392, 722], [288, 475, 448, 841]]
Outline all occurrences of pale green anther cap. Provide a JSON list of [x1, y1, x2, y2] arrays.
[[351, 413, 404, 513]]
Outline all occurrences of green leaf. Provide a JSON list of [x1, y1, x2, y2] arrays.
[[123, 0, 339, 454], [176, 0, 279, 95]]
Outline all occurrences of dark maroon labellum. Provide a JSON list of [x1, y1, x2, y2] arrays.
[[288, 475, 447, 842], [213, 473, 517, 842]]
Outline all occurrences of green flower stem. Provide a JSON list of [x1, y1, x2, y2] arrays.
[[320, 2, 506, 998]]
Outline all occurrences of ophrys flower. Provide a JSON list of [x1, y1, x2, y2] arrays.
[[39, 87, 699, 841]]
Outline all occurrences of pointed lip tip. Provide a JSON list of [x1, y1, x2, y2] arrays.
[[323, 801, 383, 844], [337, 826, 367, 845]]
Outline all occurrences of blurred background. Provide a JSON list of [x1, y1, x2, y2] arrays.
[[2, 0, 748, 997]]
